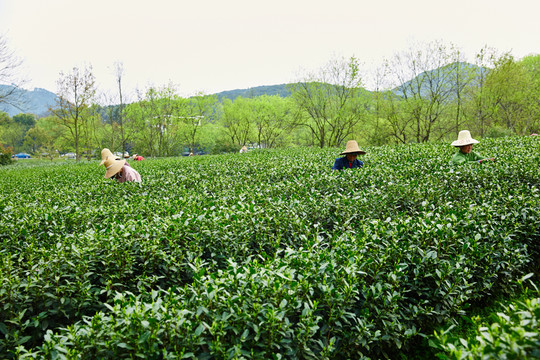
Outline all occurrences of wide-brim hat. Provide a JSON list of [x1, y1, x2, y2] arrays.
[[451, 130, 479, 147], [99, 148, 120, 166], [340, 140, 366, 155], [103, 157, 126, 178], [241, 146, 248, 151]]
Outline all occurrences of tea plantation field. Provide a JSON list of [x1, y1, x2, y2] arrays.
[[1, 137, 539, 359]]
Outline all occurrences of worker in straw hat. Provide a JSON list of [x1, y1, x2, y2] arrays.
[[99, 148, 120, 166], [332, 140, 366, 170], [451, 130, 495, 165], [99, 147, 136, 175], [102, 157, 141, 183]]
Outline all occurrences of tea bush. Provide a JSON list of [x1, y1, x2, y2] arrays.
[[1, 136, 539, 359], [434, 278, 540, 359]]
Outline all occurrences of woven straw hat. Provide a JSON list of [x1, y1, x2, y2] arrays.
[[99, 148, 119, 166], [340, 140, 366, 155], [103, 157, 126, 179], [451, 130, 479, 147]]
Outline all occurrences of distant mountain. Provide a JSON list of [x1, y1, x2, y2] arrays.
[[0, 84, 293, 117], [393, 62, 487, 98], [214, 84, 292, 101], [0, 85, 57, 117], [4, 64, 488, 119]]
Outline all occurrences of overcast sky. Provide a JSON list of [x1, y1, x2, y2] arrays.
[[0, 0, 539, 99]]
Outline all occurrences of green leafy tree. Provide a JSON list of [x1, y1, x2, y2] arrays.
[[289, 56, 367, 148], [151, 85, 186, 157], [364, 66, 394, 145], [518, 54, 540, 134], [382, 40, 457, 143], [447, 46, 480, 136], [462, 47, 500, 137], [485, 53, 532, 135], [124, 90, 155, 157], [380, 91, 414, 144], [99, 93, 124, 154], [179, 92, 217, 153], [13, 113, 36, 151], [0, 111, 12, 146], [221, 97, 254, 147], [13, 113, 36, 129], [0, 113, 34, 152], [0, 119, 24, 151], [23, 116, 65, 159], [250, 95, 295, 148], [0, 142, 13, 165], [80, 104, 105, 160], [50, 65, 97, 161], [124, 84, 186, 157]]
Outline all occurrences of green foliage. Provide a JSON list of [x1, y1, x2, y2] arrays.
[[433, 279, 540, 359], [0, 143, 13, 165], [215, 84, 292, 102], [7, 47, 540, 154], [484, 54, 534, 136], [289, 56, 368, 148], [13, 113, 36, 129], [0, 113, 28, 152], [221, 96, 255, 147], [49, 65, 97, 161], [484, 125, 515, 138], [0, 137, 539, 359]]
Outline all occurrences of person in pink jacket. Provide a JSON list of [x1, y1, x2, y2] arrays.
[[103, 157, 141, 183]]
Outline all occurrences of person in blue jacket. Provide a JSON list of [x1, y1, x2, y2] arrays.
[[332, 140, 366, 170]]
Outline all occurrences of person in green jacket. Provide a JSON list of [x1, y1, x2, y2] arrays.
[[451, 130, 495, 165]]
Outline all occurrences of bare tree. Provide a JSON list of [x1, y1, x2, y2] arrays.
[[99, 90, 122, 152], [114, 61, 127, 153], [448, 45, 477, 136], [383, 40, 456, 143], [0, 34, 27, 110], [289, 56, 367, 148], [50, 65, 96, 161]]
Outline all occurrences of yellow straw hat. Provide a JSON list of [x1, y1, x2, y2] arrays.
[[103, 157, 126, 179], [451, 130, 479, 147], [340, 140, 366, 155], [99, 148, 120, 166]]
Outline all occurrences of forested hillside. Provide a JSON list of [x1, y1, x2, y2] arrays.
[[1, 45, 539, 160], [215, 84, 292, 101]]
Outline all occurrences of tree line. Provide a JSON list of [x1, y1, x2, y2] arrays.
[[1, 40, 539, 160]]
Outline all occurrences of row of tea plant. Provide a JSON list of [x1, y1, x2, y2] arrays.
[[1, 136, 539, 359]]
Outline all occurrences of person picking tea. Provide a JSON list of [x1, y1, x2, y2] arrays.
[[332, 140, 366, 170], [103, 157, 141, 183], [451, 130, 495, 165]]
